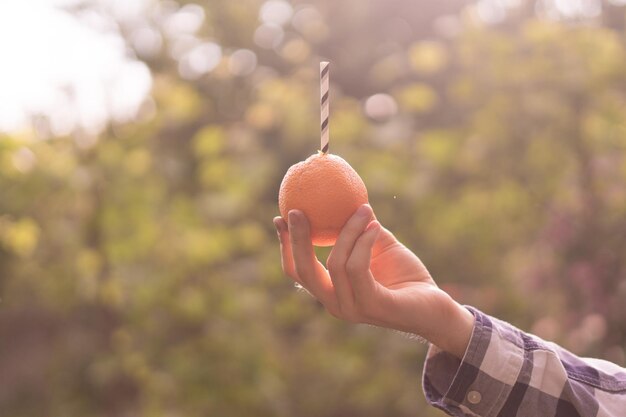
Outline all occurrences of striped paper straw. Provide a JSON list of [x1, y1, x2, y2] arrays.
[[320, 61, 329, 154]]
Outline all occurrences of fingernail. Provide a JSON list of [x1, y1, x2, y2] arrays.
[[356, 204, 371, 218], [273, 219, 283, 239], [288, 210, 299, 226], [366, 220, 380, 232]]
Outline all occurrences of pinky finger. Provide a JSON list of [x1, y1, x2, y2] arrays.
[[273, 216, 300, 284]]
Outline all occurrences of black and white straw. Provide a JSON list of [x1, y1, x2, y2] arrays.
[[320, 61, 330, 154]]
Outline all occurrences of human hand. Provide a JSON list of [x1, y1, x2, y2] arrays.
[[273, 204, 474, 358]]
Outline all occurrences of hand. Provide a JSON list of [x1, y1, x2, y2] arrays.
[[273, 204, 474, 358]]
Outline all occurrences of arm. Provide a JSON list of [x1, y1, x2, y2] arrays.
[[424, 307, 626, 417], [273, 204, 626, 417]]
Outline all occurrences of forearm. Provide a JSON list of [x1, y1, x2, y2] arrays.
[[422, 306, 626, 417]]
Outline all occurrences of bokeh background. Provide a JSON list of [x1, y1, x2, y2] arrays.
[[1, 0, 626, 416]]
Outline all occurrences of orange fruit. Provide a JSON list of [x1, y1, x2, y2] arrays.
[[278, 152, 368, 246]]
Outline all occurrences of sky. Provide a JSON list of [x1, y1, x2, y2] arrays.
[[0, 0, 152, 135]]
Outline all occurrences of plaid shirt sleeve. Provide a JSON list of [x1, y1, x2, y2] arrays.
[[422, 306, 626, 417]]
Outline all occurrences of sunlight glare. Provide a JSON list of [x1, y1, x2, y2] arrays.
[[0, 1, 152, 134]]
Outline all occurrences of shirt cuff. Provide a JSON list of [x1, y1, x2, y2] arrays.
[[422, 306, 525, 417]]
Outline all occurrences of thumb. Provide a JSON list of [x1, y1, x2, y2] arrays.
[[365, 206, 401, 258], [371, 224, 401, 258]]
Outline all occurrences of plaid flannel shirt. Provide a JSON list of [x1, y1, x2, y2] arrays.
[[422, 307, 626, 417]]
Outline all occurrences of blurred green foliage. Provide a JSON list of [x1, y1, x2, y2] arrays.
[[1, 1, 626, 416]]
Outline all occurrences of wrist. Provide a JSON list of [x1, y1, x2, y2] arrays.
[[427, 294, 475, 359]]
